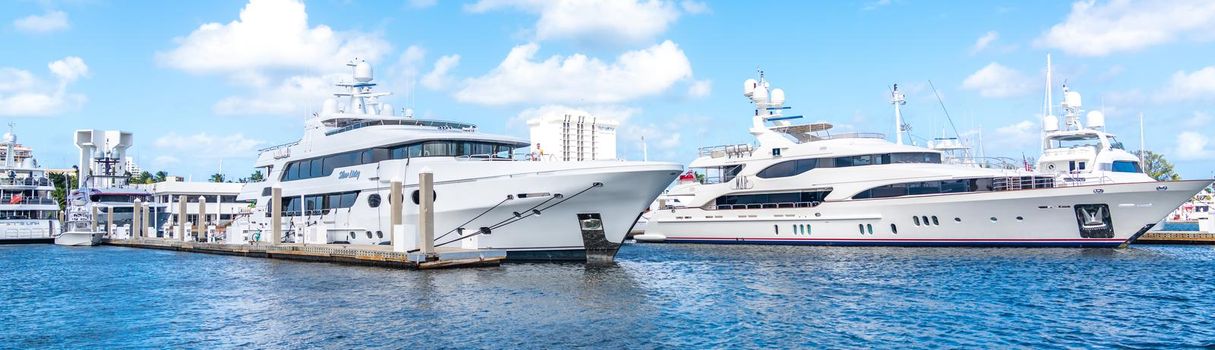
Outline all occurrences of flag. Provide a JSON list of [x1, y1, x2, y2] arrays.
[[9, 194, 22, 204]]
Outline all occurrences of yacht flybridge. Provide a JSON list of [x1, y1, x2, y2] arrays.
[[233, 59, 681, 262], [638, 71, 1211, 247], [1037, 55, 1153, 185]]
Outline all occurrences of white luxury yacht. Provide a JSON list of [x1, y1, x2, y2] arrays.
[[232, 59, 681, 261], [0, 127, 60, 244], [1036, 55, 1152, 185], [639, 71, 1211, 247], [59, 130, 166, 246]]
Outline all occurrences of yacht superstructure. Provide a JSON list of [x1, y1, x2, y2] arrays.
[[0, 127, 60, 244], [1036, 55, 1152, 185], [233, 59, 680, 261], [640, 71, 1210, 247]]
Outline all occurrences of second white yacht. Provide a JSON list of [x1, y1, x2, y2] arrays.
[[233, 60, 681, 262], [640, 71, 1210, 247]]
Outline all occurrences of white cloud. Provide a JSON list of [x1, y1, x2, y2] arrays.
[[687, 79, 711, 98], [157, 0, 390, 116], [1184, 111, 1212, 128], [962, 62, 1034, 98], [1035, 0, 1215, 56], [408, 0, 437, 8], [421, 54, 461, 90], [154, 132, 264, 158], [465, 0, 688, 45], [680, 0, 709, 14], [992, 119, 1038, 149], [213, 74, 338, 115], [970, 31, 998, 54], [1174, 131, 1214, 160], [0, 56, 89, 116], [12, 10, 69, 33], [1156, 66, 1215, 101], [455, 40, 692, 105]]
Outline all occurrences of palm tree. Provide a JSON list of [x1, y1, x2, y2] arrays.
[[249, 170, 264, 182], [154, 171, 168, 183], [209, 173, 226, 183]]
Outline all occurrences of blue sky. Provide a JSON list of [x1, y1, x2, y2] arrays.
[[1, 0, 1213, 180]]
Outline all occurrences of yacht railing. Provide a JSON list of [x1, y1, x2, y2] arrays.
[[257, 140, 299, 153], [991, 176, 1056, 191], [698, 144, 754, 158], [811, 132, 886, 141], [0, 196, 57, 205], [0, 178, 51, 186]]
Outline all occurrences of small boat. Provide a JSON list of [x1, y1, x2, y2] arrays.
[[55, 198, 101, 246]]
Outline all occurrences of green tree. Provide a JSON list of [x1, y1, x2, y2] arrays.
[[209, 173, 226, 183], [249, 170, 264, 182], [1137, 150, 1180, 181], [154, 171, 168, 183], [48, 172, 76, 211]]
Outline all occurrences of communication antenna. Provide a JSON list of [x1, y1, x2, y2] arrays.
[[927, 80, 962, 143], [891, 84, 906, 145]]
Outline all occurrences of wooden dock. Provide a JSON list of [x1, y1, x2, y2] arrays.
[[102, 239, 505, 269], [1135, 231, 1215, 245]]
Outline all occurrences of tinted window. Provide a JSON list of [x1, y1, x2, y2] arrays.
[[1112, 161, 1141, 173], [756, 159, 818, 179]]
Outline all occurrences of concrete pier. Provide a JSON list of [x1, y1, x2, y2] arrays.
[[1135, 231, 1215, 245], [101, 239, 504, 270]]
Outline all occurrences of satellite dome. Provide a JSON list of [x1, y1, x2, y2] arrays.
[[321, 98, 339, 115], [380, 103, 394, 116], [1043, 114, 1059, 132], [1063, 91, 1082, 109], [743, 79, 758, 97], [354, 61, 373, 82], [2, 132, 13, 143], [1086, 111, 1105, 129], [751, 85, 769, 103], [770, 88, 786, 105]]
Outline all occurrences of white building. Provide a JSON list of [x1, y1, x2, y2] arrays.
[[124, 156, 141, 175], [148, 179, 245, 235], [527, 114, 618, 161]]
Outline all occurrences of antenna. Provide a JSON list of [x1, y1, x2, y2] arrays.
[[891, 84, 906, 145], [641, 135, 648, 161], [1139, 112, 1146, 165], [927, 80, 962, 142]]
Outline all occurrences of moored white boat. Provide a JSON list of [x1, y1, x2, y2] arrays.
[[643, 71, 1212, 247]]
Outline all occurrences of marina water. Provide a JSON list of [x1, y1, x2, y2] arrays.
[[3, 243, 1213, 348]]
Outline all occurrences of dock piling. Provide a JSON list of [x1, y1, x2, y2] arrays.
[[418, 170, 435, 258], [90, 206, 98, 232], [178, 195, 186, 241], [106, 207, 113, 238], [143, 205, 151, 239], [390, 178, 402, 246], [271, 186, 282, 244], [198, 196, 208, 242], [133, 199, 143, 240]]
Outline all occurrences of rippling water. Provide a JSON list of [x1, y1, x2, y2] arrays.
[[2, 243, 1214, 348]]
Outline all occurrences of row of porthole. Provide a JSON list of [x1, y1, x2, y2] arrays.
[[347, 231, 385, 240], [792, 224, 812, 235], [913, 215, 940, 226], [857, 223, 874, 235]]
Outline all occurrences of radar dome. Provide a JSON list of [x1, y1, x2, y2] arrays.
[[380, 103, 394, 116], [1086, 111, 1105, 129], [404, 108, 415, 118], [354, 61, 373, 82], [2, 132, 13, 143], [1063, 91, 1082, 109], [321, 98, 338, 115], [1043, 114, 1059, 132], [770, 88, 786, 105], [751, 85, 769, 104], [743, 79, 758, 97]]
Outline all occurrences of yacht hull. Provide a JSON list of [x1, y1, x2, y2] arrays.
[[55, 231, 101, 246], [407, 163, 681, 261], [646, 180, 1211, 247], [0, 220, 57, 244]]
